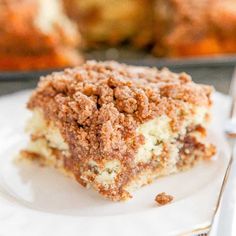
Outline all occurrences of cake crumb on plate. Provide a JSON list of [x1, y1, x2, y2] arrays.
[[155, 192, 174, 205]]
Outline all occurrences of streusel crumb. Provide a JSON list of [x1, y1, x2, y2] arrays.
[[155, 192, 174, 205]]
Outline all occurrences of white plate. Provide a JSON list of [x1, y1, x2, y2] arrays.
[[0, 90, 231, 236]]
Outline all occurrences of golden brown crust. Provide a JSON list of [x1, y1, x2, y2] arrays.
[[63, 0, 154, 48], [0, 0, 82, 71], [64, 0, 236, 56], [2, 0, 236, 61], [0, 50, 83, 71], [153, 0, 236, 57]]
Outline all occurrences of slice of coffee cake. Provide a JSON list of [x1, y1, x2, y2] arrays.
[[21, 61, 216, 201]]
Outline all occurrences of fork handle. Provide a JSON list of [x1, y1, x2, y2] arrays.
[[230, 99, 236, 120], [209, 147, 236, 236]]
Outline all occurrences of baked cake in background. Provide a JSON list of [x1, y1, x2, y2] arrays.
[[153, 0, 236, 57], [1, 0, 236, 71], [0, 0, 82, 71], [63, 0, 154, 48], [20, 61, 216, 201], [63, 0, 236, 57]]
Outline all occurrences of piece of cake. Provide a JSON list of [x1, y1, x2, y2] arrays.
[[153, 0, 236, 57], [21, 61, 216, 201], [63, 0, 153, 48], [0, 0, 82, 71]]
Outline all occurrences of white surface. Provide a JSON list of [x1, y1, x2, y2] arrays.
[[0, 90, 231, 236], [209, 149, 236, 236]]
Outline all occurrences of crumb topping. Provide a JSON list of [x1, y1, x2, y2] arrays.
[[29, 60, 212, 116], [28, 59, 213, 161], [27, 60, 213, 198], [155, 192, 174, 205]]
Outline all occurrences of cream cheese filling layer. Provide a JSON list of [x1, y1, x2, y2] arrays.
[[135, 106, 208, 164]]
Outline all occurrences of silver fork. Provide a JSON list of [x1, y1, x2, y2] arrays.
[[209, 67, 236, 236]]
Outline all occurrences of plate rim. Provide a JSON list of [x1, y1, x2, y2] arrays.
[[0, 90, 231, 236]]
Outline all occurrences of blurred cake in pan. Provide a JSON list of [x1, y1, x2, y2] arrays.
[[2, 0, 236, 65], [63, 0, 154, 48], [21, 60, 216, 201], [0, 0, 82, 71], [153, 0, 236, 57]]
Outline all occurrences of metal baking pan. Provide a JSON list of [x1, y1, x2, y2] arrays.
[[1, 49, 236, 81]]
